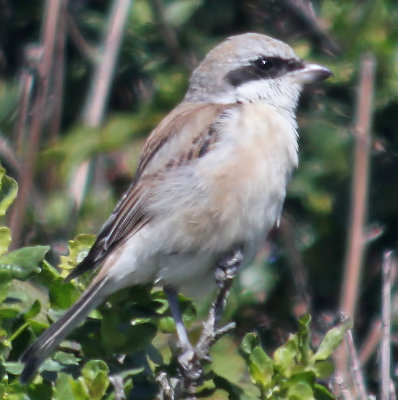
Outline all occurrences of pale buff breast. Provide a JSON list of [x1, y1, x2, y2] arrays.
[[180, 103, 298, 250]]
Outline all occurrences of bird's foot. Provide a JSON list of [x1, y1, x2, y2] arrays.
[[214, 247, 243, 286], [177, 346, 203, 384]]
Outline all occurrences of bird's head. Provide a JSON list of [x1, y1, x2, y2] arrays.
[[184, 33, 332, 111]]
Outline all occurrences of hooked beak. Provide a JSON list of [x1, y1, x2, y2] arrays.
[[289, 62, 333, 85]]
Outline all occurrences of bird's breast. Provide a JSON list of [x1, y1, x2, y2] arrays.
[[195, 103, 299, 248]]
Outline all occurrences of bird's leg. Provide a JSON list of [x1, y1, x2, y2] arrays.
[[164, 286, 202, 382], [195, 247, 243, 360], [160, 249, 243, 398]]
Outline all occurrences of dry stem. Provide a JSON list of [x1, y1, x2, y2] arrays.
[[380, 251, 393, 400]]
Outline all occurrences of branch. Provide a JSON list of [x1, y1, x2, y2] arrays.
[[380, 251, 394, 400], [340, 53, 375, 319], [358, 319, 381, 365], [83, 0, 133, 127], [345, 330, 368, 399], [9, 0, 63, 248], [336, 51, 375, 388], [66, 12, 97, 63], [157, 250, 242, 399]]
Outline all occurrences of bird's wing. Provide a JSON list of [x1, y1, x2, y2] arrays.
[[66, 102, 235, 280]]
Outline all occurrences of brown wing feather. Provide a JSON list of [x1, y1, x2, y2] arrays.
[[66, 102, 236, 281]]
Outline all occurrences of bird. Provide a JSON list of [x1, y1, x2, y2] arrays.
[[20, 32, 332, 383]]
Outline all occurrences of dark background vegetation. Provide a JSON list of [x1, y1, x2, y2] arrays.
[[0, 0, 397, 398]]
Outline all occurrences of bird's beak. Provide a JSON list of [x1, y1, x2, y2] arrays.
[[289, 62, 333, 85]]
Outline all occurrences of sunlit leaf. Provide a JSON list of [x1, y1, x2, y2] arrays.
[[240, 332, 260, 358], [0, 227, 11, 256], [81, 360, 109, 400], [248, 346, 274, 389], [287, 381, 315, 400], [58, 234, 96, 273], [0, 246, 49, 281], [312, 319, 352, 362], [0, 169, 17, 217]]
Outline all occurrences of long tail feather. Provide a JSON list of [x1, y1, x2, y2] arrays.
[[20, 277, 109, 383]]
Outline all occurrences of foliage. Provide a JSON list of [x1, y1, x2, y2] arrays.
[[240, 315, 351, 399]]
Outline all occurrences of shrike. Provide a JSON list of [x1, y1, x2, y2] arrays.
[[20, 33, 331, 382]]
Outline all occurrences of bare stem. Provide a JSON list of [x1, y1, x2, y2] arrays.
[[345, 330, 368, 399], [380, 251, 393, 400], [358, 319, 382, 365], [83, 0, 133, 127], [340, 53, 375, 319], [9, 0, 63, 248], [337, 51, 375, 388]]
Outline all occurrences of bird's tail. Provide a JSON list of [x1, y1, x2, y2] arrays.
[[20, 277, 109, 384]]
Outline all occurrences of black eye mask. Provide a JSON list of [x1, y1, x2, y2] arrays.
[[225, 56, 304, 87]]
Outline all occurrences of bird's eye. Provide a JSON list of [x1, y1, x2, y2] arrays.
[[252, 57, 275, 72]]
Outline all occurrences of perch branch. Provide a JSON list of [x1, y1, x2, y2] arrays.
[[380, 251, 394, 400]]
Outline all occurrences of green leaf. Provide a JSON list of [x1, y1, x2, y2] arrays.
[[0, 246, 49, 280], [24, 300, 41, 319], [248, 346, 274, 389], [0, 382, 30, 400], [53, 351, 80, 366], [54, 372, 89, 400], [3, 361, 24, 375], [81, 360, 110, 400], [313, 383, 335, 400], [273, 334, 299, 375], [101, 312, 157, 354], [312, 360, 335, 379], [287, 381, 315, 400], [312, 319, 352, 362], [58, 234, 96, 273], [297, 314, 311, 363], [0, 170, 18, 217], [0, 227, 11, 256], [240, 332, 260, 358], [49, 278, 80, 309], [0, 280, 10, 303]]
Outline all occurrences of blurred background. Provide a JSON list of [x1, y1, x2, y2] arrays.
[[0, 0, 397, 398]]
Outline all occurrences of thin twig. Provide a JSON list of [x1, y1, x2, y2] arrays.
[[46, 1, 67, 190], [333, 373, 354, 400], [66, 12, 97, 63], [380, 251, 393, 400], [280, 0, 340, 55], [345, 330, 368, 399], [359, 319, 382, 365], [109, 374, 126, 400], [340, 53, 375, 318], [336, 51, 375, 388], [83, 0, 133, 127], [9, 0, 63, 249]]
